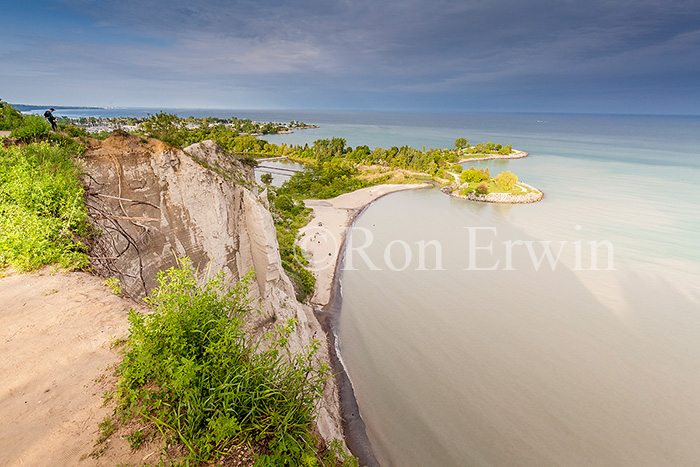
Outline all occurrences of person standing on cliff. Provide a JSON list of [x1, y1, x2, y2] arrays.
[[44, 108, 57, 131]]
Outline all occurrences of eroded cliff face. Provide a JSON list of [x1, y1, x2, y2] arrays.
[[80, 131, 343, 445]]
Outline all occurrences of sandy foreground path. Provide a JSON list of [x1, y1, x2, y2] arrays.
[[0, 269, 148, 466], [299, 184, 430, 306]]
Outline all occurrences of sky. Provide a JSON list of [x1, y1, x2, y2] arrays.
[[1, 0, 699, 114]]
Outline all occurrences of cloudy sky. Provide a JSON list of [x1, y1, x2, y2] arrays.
[[2, 0, 699, 114]]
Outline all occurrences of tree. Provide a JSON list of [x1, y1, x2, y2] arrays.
[[460, 166, 489, 183], [454, 137, 468, 149], [141, 112, 183, 146], [476, 183, 489, 195], [260, 173, 273, 185], [498, 144, 513, 155], [494, 171, 518, 191]]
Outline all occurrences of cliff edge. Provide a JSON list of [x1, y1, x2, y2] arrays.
[[80, 132, 344, 445]]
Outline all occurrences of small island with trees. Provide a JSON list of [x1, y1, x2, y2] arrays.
[[442, 164, 544, 203], [440, 138, 543, 203]]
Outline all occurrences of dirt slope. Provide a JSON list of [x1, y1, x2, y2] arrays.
[[0, 269, 148, 466]]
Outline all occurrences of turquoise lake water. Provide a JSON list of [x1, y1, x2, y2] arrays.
[[49, 107, 700, 465]]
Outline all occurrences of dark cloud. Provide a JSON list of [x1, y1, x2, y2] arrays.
[[2, 0, 699, 112]]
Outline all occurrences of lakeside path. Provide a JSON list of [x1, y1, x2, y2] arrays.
[[300, 184, 430, 306]]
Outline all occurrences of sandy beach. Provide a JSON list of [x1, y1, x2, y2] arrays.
[[299, 184, 430, 306]]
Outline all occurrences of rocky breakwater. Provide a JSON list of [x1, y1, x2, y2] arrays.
[[80, 131, 344, 445], [458, 149, 529, 162], [443, 182, 544, 203]]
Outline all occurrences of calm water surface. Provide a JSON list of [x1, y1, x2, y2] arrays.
[[325, 114, 700, 466]]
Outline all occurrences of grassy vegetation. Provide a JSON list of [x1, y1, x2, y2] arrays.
[[268, 194, 317, 302], [0, 102, 24, 130], [0, 142, 91, 271], [114, 258, 349, 465], [458, 179, 530, 196]]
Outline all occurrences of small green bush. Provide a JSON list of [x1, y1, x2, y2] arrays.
[[0, 101, 25, 131], [116, 258, 329, 463], [10, 115, 51, 142], [476, 183, 489, 195], [103, 277, 123, 295], [57, 122, 90, 138], [498, 144, 513, 155], [274, 194, 296, 213], [260, 172, 273, 185]]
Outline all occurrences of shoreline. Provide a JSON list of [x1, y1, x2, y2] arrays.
[[301, 184, 430, 307], [458, 149, 529, 162], [444, 181, 545, 204], [299, 183, 430, 466]]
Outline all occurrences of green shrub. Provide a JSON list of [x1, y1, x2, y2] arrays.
[[57, 122, 90, 138], [460, 166, 489, 183], [0, 101, 25, 131], [260, 172, 273, 185], [139, 111, 183, 146], [458, 186, 472, 196], [103, 277, 123, 295], [274, 194, 296, 212], [0, 143, 90, 271], [498, 144, 513, 155], [116, 258, 328, 463], [494, 171, 518, 191], [10, 115, 51, 142], [476, 183, 489, 195], [48, 132, 87, 155]]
